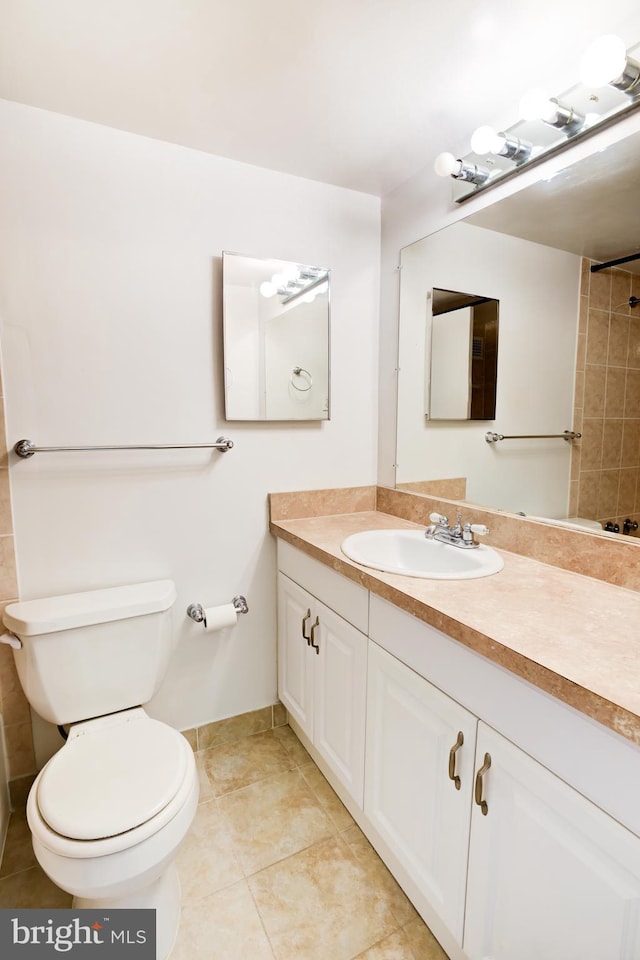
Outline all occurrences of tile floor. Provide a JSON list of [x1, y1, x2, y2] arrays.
[[0, 724, 450, 959]]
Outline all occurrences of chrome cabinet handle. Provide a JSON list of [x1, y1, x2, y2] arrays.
[[474, 752, 491, 815], [309, 616, 320, 654], [302, 608, 311, 643], [448, 731, 464, 790]]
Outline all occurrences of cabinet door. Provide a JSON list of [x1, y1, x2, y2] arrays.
[[277, 574, 314, 740], [464, 723, 640, 960], [313, 600, 368, 806], [365, 641, 477, 943]]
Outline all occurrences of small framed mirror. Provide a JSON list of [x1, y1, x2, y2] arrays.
[[427, 288, 499, 421], [222, 252, 330, 420]]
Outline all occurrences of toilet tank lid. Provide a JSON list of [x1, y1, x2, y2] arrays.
[[3, 580, 176, 636]]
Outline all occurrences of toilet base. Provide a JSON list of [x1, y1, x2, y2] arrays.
[[74, 863, 181, 960]]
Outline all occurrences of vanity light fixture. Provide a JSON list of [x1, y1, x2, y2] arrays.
[[438, 35, 640, 202], [280, 272, 329, 305], [434, 151, 491, 185], [260, 268, 329, 304], [580, 34, 640, 94], [470, 126, 533, 163]]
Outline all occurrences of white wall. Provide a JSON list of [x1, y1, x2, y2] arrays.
[[396, 222, 581, 517], [0, 100, 380, 736], [264, 301, 328, 419]]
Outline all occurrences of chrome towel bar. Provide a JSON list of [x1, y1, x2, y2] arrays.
[[14, 437, 234, 458], [485, 430, 581, 444]]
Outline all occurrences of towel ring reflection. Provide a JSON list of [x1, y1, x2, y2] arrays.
[[291, 366, 312, 392]]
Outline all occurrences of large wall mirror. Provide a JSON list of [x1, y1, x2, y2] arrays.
[[223, 252, 330, 420], [396, 127, 640, 539]]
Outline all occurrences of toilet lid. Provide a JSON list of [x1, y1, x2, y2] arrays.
[[37, 717, 188, 840]]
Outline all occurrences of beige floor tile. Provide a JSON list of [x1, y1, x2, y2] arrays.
[[272, 723, 310, 765], [0, 811, 36, 878], [200, 730, 295, 797], [176, 799, 243, 902], [402, 918, 451, 959], [218, 768, 334, 875], [300, 762, 355, 831], [354, 928, 416, 959], [170, 880, 274, 960], [248, 835, 399, 960], [342, 825, 418, 926], [0, 864, 72, 907], [198, 706, 273, 751], [0, 728, 447, 960]]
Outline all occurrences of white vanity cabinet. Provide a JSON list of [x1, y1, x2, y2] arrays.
[[368, 596, 640, 960], [365, 640, 477, 943], [464, 722, 640, 960], [277, 542, 368, 806], [275, 538, 640, 960]]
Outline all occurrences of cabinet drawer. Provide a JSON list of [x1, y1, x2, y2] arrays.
[[277, 539, 368, 633]]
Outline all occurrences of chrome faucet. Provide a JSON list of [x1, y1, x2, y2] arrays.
[[425, 512, 489, 549]]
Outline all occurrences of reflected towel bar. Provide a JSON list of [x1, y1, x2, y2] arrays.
[[13, 437, 234, 458], [485, 430, 581, 444]]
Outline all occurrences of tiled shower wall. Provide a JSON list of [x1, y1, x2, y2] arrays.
[[0, 365, 36, 796], [571, 259, 640, 535]]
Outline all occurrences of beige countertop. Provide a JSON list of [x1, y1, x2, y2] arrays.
[[270, 508, 640, 748]]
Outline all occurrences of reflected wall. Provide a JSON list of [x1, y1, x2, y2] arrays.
[[397, 221, 581, 517]]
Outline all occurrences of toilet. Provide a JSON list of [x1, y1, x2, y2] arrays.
[[1, 580, 199, 960]]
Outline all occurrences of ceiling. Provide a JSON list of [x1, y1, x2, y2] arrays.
[[0, 0, 638, 196]]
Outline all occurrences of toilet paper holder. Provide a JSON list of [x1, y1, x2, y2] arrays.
[[187, 595, 249, 623]]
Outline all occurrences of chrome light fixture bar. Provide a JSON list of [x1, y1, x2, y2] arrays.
[[436, 36, 640, 202], [259, 266, 328, 304], [280, 271, 329, 304]]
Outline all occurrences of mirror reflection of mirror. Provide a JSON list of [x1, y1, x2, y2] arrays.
[[428, 288, 498, 421], [223, 252, 330, 421], [396, 128, 640, 540]]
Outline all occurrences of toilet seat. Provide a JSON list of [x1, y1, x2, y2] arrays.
[[30, 709, 196, 856]]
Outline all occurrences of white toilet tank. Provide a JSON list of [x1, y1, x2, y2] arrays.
[[3, 580, 177, 725]]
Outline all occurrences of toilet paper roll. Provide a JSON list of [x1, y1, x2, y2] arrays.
[[203, 603, 238, 632]]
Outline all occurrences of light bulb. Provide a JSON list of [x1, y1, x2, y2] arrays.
[[519, 89, 557, 123], [434, 152, 461, 177], [271, 273, 285, 289], [470, 126, 504, 155], [580, 34, 627, 87], [260, 281, 276, 298]]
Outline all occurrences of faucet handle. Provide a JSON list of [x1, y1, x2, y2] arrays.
[[469, 524, 489, 536], [429, 512, 448, 525], [462, 521, 489, 546]]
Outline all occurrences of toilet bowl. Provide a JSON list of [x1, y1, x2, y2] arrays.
[[2, 580, 200, 960], [26, 708, 198, 959]]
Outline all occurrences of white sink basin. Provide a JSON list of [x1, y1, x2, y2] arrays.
[[340, 529, 504, 580]]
